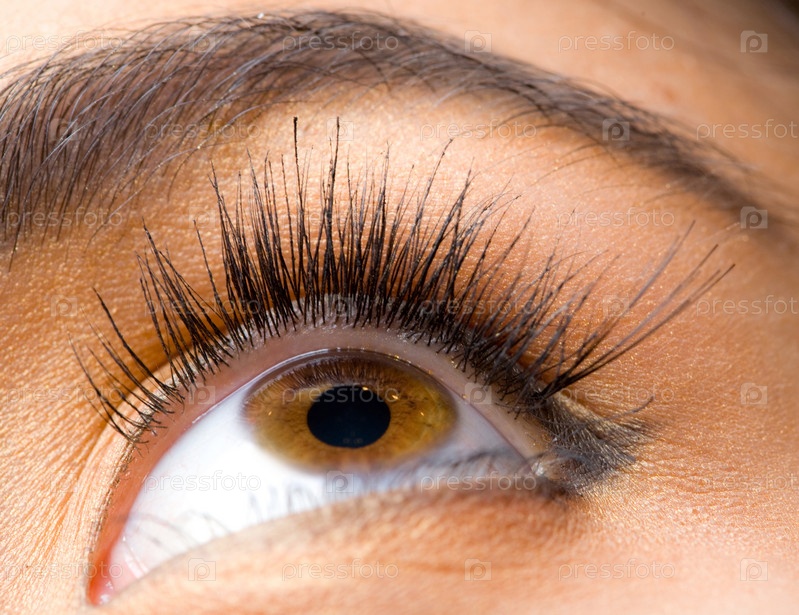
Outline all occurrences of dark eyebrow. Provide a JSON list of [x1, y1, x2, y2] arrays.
[[0, 10, 769, 251]]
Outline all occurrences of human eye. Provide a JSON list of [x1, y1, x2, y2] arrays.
[[77, 126, 726, 602], [3, 5, 797, 614]]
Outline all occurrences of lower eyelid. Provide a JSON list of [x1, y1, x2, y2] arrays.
[[90, 481, 577, 610]]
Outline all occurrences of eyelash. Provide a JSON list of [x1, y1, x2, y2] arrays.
[[76, 121, 729, 493]]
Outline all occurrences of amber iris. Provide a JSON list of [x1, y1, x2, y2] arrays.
[[245, 352, 456, 470]]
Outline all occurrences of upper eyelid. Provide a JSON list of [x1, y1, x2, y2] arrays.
[[0, 10, 772, 254], [74, 133, 731, 492]]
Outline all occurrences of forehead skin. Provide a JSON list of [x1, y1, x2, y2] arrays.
[[0, 1, 797, 615], [2, 0, 797, 201]]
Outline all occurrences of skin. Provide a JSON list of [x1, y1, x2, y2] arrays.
[[0, 0, 797, 613]]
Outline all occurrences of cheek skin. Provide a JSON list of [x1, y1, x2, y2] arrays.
[[85, 490, 583, 615], [79, 489, 793, 615]]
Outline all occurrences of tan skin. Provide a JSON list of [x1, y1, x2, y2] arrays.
[[0, 1, 798, 613]]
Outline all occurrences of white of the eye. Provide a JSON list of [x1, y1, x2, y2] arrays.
[[101, 360, 544, 599]]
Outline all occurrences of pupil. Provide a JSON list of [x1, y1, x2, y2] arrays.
[[306, 385, 391, 448]]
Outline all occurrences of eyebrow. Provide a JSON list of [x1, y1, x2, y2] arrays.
[[0, 10, 767, 252]]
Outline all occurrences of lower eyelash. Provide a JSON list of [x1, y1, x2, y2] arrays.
[[75, 119, 731, 493]]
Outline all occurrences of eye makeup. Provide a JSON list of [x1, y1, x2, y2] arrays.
[[76, 122, 729, 494]]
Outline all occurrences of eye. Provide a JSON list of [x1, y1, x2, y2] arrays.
[[80, 139, 726, 605], [89, 344, 549, 602]]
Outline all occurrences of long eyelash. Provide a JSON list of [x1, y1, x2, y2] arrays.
[[76, 119, 730, 493]]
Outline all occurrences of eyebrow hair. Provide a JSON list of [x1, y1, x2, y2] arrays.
[[0, 10, 767, 252]]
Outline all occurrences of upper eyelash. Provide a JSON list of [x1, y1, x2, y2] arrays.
[[75, 119, 731, 493]]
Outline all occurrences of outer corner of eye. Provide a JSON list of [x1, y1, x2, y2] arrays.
[[86, 343, 554, 603]]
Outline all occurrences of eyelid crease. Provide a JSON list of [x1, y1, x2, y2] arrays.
[[73, 123, 732, 493]]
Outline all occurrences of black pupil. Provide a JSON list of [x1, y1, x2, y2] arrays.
[[306, 385, 391, 448]]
